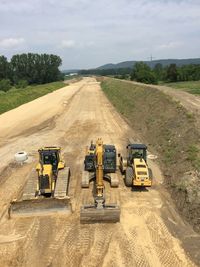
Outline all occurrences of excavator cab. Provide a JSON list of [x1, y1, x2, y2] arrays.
[[103, 145, 117, 173]]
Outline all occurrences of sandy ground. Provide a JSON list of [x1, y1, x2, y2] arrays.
[[0, 77, 199, 267]]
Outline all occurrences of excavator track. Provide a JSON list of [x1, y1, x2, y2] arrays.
[[81, 171, 90, 188]]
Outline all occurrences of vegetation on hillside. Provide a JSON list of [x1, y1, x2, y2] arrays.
[[80, 62, 200, 85], [0, 82, 65, 115], [0, 53, 64, 91], [101, 78, 200, 172]]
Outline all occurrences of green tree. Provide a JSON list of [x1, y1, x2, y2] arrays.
[[131, 62, 157, 84], [166, 64, 178, 82], [10, 53, 63, 85], [153, 63, 163, 81], [0, 56, 10, 80]]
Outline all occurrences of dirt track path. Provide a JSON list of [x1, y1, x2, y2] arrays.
[[0, 77, 199, 267], [129, 80, 200, 130]]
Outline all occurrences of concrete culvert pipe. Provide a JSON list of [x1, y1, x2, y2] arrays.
[[147, 154, 158, 160], [15, 151, 28, 163]]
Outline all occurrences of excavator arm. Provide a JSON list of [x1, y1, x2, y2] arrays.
[[95, 139, 104, 197], [80, 138, 120, 223]]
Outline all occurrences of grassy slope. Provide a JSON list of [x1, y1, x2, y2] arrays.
[[101, 78, 200, 231], [165, 80, 200, 95], [0, 82, 65, 115]]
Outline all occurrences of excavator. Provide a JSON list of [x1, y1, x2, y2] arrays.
[[80, 138, 120, 223], [119, 142, 152, 187], [9, 147, 71, 218]]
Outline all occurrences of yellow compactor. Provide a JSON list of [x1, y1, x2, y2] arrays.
[[119, 143, 152, 187], [9, 147, 71, 218], [80, 138, 120, 223]]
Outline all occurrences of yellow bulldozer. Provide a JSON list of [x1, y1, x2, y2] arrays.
[[80, 138, 120, 223], [119, 143, 152, 188], [9, 147, 71, 218]]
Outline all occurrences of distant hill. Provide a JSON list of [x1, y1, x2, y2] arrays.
[[62, 69, 80, 74], [97, 58, 200, 70]]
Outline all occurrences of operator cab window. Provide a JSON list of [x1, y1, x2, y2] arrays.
[[131, 149, 143, 158]]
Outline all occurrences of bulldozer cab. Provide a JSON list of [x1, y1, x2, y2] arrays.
[[39, 147, 61, 172], [127, 144, 147, 165]]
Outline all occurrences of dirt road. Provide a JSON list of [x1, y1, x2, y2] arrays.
[[0, 77, 199, 267]]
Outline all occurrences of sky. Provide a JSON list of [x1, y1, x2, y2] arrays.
[[0, 0, 200, 69]]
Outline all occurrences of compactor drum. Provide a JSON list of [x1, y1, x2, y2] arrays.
[[80, 139, 120, 223], [9, 147, 71, 218]]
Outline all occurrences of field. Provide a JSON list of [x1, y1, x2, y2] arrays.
[[0, 82, 65, 115], [165, 80, 200, 95]]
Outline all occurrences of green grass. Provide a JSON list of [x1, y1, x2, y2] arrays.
[[165, 80, 200, 95], [187, 145, 200, 170], [0, 81, 65, 115]]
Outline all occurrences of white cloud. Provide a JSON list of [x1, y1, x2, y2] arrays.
[[60, 40, 76, 48], [157, 42, 183, 50], [0, 38, 25, 49], [0, 0, 200, 68]]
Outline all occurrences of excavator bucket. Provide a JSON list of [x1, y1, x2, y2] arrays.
[[80, 204, 120, 224], [9, 197, 72, 218]]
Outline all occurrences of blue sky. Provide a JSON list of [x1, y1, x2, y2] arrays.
[[0, 0, 200, 69]]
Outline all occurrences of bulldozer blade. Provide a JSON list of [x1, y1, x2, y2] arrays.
[[9, 197, 72, 218], [80, 204, 120, 224]]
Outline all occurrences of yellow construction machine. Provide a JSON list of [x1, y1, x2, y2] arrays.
[[119, 143, 152, 188], [80, 138, 120, 223], [9, 147, 71, 218]]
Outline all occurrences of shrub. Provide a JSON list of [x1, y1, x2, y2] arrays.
[[0, 79, 12, 92], [16, 80, 28, 89]]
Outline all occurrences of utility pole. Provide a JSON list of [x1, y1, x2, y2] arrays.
[[147, 54, 155, 69]]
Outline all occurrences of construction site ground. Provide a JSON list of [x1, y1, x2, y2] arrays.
[[0, 77, 199, 267]]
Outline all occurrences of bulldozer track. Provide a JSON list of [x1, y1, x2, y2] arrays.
[[22, 169, 37, 200], [54, 167, 70, 198]]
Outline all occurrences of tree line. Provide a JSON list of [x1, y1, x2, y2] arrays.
[[0, 53, 63, 91], [79, 62, 200, 84]]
